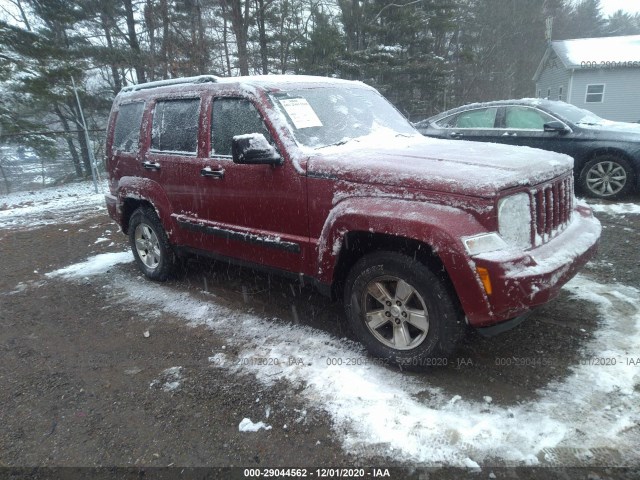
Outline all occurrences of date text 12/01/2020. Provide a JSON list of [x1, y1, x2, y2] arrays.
[[243, 468, 391, 477]]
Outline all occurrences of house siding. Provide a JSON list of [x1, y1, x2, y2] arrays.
[[569, 69, 640, 122], [535, 52, 571, 101]]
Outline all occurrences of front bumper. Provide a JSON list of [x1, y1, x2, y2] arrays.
[[467, 203, 601, 328]]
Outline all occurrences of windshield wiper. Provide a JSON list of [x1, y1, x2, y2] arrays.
[[316, 138, 356, 149]]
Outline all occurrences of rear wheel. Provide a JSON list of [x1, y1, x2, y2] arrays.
[[128, 206, 175, 281], [579, 155, 634, 200], [344, 252, 463, 369]]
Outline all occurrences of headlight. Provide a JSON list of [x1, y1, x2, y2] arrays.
[[498, 193, 532, 249], [463, 233, 508, 256]]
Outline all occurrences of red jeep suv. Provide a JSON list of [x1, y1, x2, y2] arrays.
[[105, 75, 601, 367]]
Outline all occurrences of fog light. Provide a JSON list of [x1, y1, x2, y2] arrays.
[[477, 267, 493, 295]]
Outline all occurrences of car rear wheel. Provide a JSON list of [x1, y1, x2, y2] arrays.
[[579, 155, 634, 200], [129, 206, 175, 281], [344, 252, 464, 369]]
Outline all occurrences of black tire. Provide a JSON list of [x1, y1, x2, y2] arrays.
[[128, 206, 175, 281], [578, 154, 635, 200], [344, 252, 464, 369]]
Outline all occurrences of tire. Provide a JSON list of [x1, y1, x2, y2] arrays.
[[578, 155, 634, 200], [128, 206, 175, 281], [344, 252, 464, 369]]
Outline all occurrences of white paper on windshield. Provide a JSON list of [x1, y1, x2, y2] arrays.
[[279, 98, 323, 129]]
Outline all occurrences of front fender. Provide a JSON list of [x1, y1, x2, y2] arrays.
[[316, 197, 495, 321]]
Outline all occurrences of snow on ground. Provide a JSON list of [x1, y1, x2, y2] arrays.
[[589, 202, 640, 216], [150, 366, 184, 392], [239, 418, 272, 432], [0, 181, 107, 229], [46, 253, 640, 468], [46, 251, 132, 279]]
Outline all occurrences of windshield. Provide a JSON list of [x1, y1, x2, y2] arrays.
[[270, 87, 418, 149], [549, 102, 605, 125]]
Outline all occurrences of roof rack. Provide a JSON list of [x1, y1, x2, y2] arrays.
[[121, 75, 220, 93]]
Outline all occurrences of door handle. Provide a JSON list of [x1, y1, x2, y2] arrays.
[[142, 161, 161, 171], [201, 166, 225, 179], [449, 132, 464, 139]]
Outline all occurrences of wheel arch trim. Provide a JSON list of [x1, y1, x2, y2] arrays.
[[316, 197, 493, 319], [116, 176, 178, 241]]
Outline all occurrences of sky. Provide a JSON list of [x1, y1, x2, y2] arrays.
[[598, 0, 640, 16]]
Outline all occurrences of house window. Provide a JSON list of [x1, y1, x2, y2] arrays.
[[547, 88, 551, 99], [537, 89, 541, 98], [558, 87, 563, 101], [585, 84, 605, 103]]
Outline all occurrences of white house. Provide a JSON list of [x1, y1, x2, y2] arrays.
[[533, 35, 640, 122]]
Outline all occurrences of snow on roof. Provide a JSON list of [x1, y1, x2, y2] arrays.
[[551, 35, 640, 68], [121, 74, 367, 95]]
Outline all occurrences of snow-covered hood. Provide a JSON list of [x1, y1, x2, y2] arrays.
[[306, 136, 573, 198]]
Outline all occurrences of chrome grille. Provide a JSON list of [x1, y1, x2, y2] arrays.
[[532, 176, 573, 246]]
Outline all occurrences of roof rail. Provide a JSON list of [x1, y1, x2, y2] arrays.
[[121, 75, 219, 93]]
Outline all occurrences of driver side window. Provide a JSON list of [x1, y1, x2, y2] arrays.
[[211, 98, 272, 156], [505, 106, 555, 130]]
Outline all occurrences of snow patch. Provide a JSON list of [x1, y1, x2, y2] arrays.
[[150, 366, 183, 392], [46, 251, 132, 279], [590, 202, 640, 216], [0, 181, 107, 230], [239, 418, 272, 432]]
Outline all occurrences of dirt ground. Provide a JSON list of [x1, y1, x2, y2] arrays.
[[1, 204, 639, 479]]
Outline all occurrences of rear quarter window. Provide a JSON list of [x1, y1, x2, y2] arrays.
[[113, 102, 145, 153], [151, 98, 200, 153]]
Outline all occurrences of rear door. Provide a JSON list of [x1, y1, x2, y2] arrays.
[[143, 96, 202, 229], [176, 96, 308, 274], [435, 107, 500, 142]]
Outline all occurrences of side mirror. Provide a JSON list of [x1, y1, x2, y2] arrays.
[[543, 121, 571, 134], [232, 133, 282, 165]]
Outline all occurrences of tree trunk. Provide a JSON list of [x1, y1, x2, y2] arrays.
[[195, 1, 208, 74], [222, 0, 250, 75], [123, 0, 147, 83], [54, 104, 83, 177], [255, 0, 269, 74], [100, 13, 123, 93], [338, 0, 364, 52], [144, 0, 156, 81], [160, 0, 170, 78], [66, 100, 92, 176], [15, 0, 31, 31], [221, 3, 232, 76], [0, 158, 10, 194]]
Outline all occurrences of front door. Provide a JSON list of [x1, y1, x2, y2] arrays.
[[176, 96, 308, 274], [497, 105, 572, 154]]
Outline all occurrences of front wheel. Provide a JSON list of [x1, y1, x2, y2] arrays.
[[128, 206, 175, 281], [344, 252, 464, 369], [579, 155, 634, 200]]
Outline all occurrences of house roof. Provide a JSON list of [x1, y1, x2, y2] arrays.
[[533, 34, 640, 81]]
